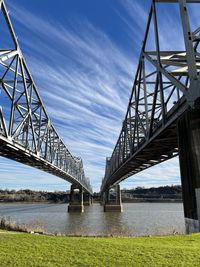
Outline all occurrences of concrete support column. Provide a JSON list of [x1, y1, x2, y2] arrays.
[[69, 185, 74, 204], [177, 108, 200, 233], [103, 184, 123, 212], [116, 184, 122, 205], [99, 192, 105, 206], [80, 186, 83, 206], [83, 193, 92, 206], [105, 188, 109, 204], [68, 185, 84, 213]]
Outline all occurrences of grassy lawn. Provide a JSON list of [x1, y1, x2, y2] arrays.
[[0, 231, 200, 266]]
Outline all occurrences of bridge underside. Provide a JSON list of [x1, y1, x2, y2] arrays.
[[101, 0, 200, 231], [0, 0, 92, 195], [102, 99, 187, 191], [0, 136, 89, 191]]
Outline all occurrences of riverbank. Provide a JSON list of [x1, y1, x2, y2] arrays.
[[0, 230, 200, 266], [0, 199, 182, 204], [0, 186, 182, 203]]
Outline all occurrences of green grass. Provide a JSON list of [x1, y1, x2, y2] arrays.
[[0, 231, 200, 267]]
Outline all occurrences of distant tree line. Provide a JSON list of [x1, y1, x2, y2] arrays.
[[0, 185, 182, 203], [0, 189, 70, 203], [129, 185, 182, 195], [122, 185, 182, 202]]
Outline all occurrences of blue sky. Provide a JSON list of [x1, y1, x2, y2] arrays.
[[1, 0, 198, 192]]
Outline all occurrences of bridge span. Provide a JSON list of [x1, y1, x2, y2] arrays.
[[0, 0, 92, 211], [101, 0, 200, 233]]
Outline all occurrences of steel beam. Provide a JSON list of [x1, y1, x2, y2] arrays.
[[101, 0, 200, 199], [177, 109, 200, 233], [0, 0, 92, 194]]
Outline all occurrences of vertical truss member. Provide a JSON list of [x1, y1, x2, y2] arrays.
[[0, 0, 92, 195], [101, 0, 200, 233]]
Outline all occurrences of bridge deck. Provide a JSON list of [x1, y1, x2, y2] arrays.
[[101, 98, 188, 191], [101, 0, 200, 193], [0, 135, 92, 194], [0, 0, 92, 194]]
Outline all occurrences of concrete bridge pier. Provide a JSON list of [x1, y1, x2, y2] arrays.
[[100, 193, 104, 206], [103, 184, 123, 212], [83, 193, 92, 206], [68, 185, 84, 212], [177, 107, 200, 233]]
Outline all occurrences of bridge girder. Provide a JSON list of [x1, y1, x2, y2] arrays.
[[101, 0, 200, 193], [0, 1, 92, 194]]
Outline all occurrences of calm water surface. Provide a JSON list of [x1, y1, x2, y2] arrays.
[[0, 202, 185, 236]]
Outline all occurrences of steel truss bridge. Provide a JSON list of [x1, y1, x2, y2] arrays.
[[101, 0, 200, 194], [0, 0, 92, 194]]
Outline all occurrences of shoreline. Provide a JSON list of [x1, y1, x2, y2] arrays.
[[0, 200, 183, 204], [0, 228, 183, 237]]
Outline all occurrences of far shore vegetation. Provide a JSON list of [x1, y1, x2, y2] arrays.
[[0, 185, 182, 203]]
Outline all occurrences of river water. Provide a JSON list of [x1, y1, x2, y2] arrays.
[[0, 202, 185, 236]]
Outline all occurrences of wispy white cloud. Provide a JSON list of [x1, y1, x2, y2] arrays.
[[0, 0, 186, 192], [121, 157, 181, 189], [0, 157, 67, 191], [1, 0, 137, 191]]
